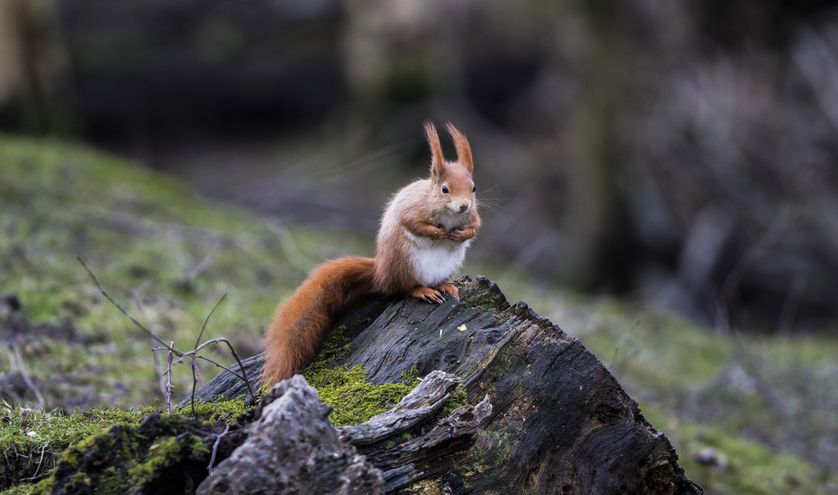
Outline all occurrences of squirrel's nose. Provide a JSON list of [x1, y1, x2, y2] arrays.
[[458, 203, 469, 213]]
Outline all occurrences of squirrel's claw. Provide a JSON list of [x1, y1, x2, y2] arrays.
[[410, 287, 445, 304], [435, 282, 460, 300]]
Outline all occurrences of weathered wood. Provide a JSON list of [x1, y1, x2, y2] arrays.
[[194, 276, 702, 494], [197, 375, 384, 495], [359, 396, 493, 493], [199, 371, 493, 494], [337, 370, 462, 446]]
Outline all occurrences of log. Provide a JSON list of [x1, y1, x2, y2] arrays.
[[197, 375, 384, 495], [198, 371, 493, 494], [194, 276, 702, 494]]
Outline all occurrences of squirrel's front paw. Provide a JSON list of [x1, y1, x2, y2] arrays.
[[432, 225, 448, 240], [409, 287, 446, 304], [447, 228, 473, 242]]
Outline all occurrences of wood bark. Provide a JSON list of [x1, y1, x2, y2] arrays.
[[197, 375, 384, 495], [195, 276, 702, 494]]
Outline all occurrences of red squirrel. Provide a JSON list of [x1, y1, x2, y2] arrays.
[[262, 122, 481, 386]]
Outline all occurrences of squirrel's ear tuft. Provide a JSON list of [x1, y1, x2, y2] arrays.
[[445, 122, 473, 173], [425, 122, 445, 181]]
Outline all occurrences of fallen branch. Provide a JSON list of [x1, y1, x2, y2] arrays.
[[78, 258, 257, 407], [207, 424, 230, 476]]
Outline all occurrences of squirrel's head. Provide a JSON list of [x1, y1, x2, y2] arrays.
[[425, 122, 476, 217]]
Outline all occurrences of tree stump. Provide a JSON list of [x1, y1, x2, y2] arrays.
[[195, 276, 702, 494]]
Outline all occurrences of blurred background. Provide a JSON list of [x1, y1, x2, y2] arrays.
[[2, 0, 838, 492], [3, 0, 838, 332], [5, 0, 838, 332]]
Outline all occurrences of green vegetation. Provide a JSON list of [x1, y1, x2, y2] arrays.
[[126, 435, 208, 484], [0, 135, 372, 409], [302, 325, 419, 426], [669, 419, 825, 495], [0, 478, 53, 495], [438, 384, 468, 417], [1, 135, 835, 493], [0, 406, 150, 489], [305, 364, 418, 426], [0, 398, 250, 493], [49, 414, 213, 494], [175, 398, 252, 423]]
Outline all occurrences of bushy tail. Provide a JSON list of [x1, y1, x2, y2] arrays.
[[262, 256, 376, 386]]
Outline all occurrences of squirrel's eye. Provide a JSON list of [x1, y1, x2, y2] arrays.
[[473, 185, 476, 192], [441, 185, 449, 194]]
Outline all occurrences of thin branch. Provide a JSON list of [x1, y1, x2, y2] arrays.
[[207, 424, 230, 475], [195, 293, 227, 349], [196, 355, 247, 381], [189, 338, 256, 402], [165, 342, 174, 413], [77, 257, 181, 356], [79, 257, 255, 404], [191, 357, 198, 416]]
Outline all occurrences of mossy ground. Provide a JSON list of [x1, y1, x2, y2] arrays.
[[46, 412, 220, 495], [1, 135, 836, 493], [0, 135, 372, 411], [0, 399, 249, 492]]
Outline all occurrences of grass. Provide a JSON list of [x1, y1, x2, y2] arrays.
[[0, 134, 372, 409]]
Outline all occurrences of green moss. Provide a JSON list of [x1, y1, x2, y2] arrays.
[[190, 435, 210, 457], [10, 413, 219, 494], [96, 466, 131, 495], [176, 398, 252, 423], [127, 436, 195, 484], [305, 363, 418, 426], [293, 322, 418, 426], [439, 384, 469, 417], [0, 406, 151, 488], [1, 406, 236, 494], [0, 478, 53, 495]]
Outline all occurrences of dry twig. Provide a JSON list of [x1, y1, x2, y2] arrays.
[[207, 424, 230, 476], [166, 342, 174, 412], [77, 257, 256, 407]]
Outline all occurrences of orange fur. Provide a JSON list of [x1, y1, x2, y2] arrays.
[[262, 256, 375, 385], [261, 123, 481, 386]]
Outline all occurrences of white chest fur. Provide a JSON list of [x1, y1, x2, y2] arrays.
[[403, 229, 472, 287]]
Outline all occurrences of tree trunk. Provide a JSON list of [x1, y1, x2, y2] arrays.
[[194, 276, 702, 494]]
